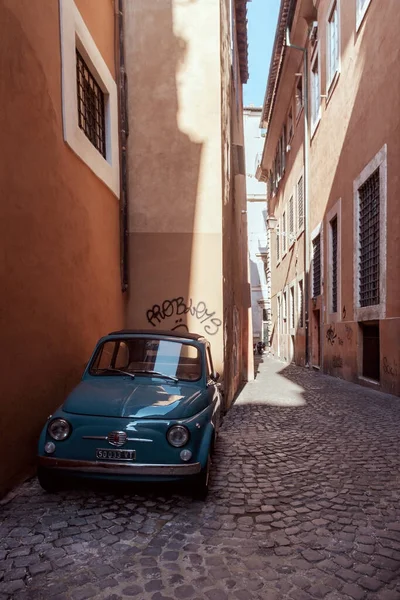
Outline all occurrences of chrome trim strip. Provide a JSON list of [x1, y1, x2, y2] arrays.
[[82, 436, 153, 443], [38, 456, 201, 476]]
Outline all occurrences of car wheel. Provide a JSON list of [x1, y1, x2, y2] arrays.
[[37, 467, 61, 493], [192, 455, 211, 500]]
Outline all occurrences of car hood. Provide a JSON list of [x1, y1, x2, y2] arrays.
[[63, 379, 206, 419]]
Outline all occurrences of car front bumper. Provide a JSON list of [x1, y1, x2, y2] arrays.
[[38, 456, 202, 477]]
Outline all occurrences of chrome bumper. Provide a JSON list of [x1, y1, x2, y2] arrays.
[[38, 456, 201, 476]]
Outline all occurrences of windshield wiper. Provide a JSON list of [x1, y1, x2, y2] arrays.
[[94, 368, 136, 380], [132, 369, 178, 382]]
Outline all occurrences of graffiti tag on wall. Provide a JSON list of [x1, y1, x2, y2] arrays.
[[146, 297, 222, 336], [332, 355, 343, 368], [383, 357, 398, 378], [326, 325, 337, 346]]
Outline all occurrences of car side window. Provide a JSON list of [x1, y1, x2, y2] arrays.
[[206, 347, 214, 379]]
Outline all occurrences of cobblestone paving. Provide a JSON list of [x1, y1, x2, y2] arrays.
[[1, 357, 400, 600]]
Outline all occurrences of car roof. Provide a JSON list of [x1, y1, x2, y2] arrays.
[[107, 329, 207, 342]]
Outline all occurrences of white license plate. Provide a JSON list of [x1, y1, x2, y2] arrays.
[[96, 448, 136, 461]]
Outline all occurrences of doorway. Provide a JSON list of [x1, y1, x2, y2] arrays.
[[361, 322, 380, 381], [312, 309, 321, 367]]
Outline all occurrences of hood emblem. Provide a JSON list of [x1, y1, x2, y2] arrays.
[[107, 431, 127, 447]]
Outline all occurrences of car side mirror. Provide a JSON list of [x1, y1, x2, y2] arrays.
[[211, 371, 220, 382]]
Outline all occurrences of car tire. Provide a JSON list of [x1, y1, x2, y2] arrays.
[[192, 455, 211, 500], [37, 467, 61, 493]]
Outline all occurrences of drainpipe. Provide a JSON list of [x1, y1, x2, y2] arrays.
[[115, 0, 129, 292], [285, 28, 310, 366]]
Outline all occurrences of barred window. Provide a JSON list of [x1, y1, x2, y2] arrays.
[[298, 279, 304, 328], [276, 224, 280, 262], [313, 234, 321, 297], [359, 168, 380, 307], [330, 216, 338, 312], [76, 50, 106, 158], [297, 176, 304, 231]]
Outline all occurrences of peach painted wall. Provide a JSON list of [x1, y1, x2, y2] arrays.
[[309, 0, 400, 393], [124, 0, 251, 401], [0, 0, 124, 495]]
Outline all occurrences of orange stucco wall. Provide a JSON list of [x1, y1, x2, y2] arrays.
[[0, 0, 124, 495]]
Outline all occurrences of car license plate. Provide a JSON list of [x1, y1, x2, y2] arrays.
[[96, 448, 136, 461]]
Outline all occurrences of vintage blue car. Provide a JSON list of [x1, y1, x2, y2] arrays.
[[37, 330, 222, 498]]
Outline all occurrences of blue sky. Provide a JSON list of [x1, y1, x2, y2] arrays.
[[244, 0, 281, 108]]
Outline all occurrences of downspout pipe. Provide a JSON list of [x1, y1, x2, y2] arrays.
[[115, 0, 129, 292], [285, 28, 310, 367]]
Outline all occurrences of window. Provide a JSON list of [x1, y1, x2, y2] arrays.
[[297, 175, 304, 232], [313, 234, 321, 297], [358, 169, 380, 307], [76, 50, 106, 158], [289, 196, 294, 244], [310, 51, 320, 131], [356, 0, 373, 30], [354, 145, 387, 322], [298, 279, 304, 328], [295, 76, 303, 119], [59, 0, 120, 196], [282, 212, 287, 254], [330, 216, 338, 313], [290, 286, 295, 330], [327, 2, 339, 87], [283, 290, 287, 330], [276, 224, 280, 262], [287, 107, 294, 141], [262, 308, 268, 322]]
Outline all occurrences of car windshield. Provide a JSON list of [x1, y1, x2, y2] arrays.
[[89, 338, 202, 382]]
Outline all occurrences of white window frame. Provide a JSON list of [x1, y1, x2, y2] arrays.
[[353, 145, 387, 321], [326, 199, 341, 323], [282, 210, 287, 256], [296, 170, 305, 237], [289, 282, 296, 334], [310, 46, 321, 137], [297, 275, 305, 330], [311, 222, 323, 299], [356, 0, 373, 31], [276, 222, 281, 265], [59, 0, 120, 197], [282, 288, 288, 334], [326, 0, 340, 92], [295, 74, 304, 122]]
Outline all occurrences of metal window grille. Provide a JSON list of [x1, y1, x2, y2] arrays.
[[297, 176, 304, 230], [290, 286, 295, 329], [289, 196, 294, 237], [313, 234, 321, 297], [359, 168, 380, 307], [276, 225, 280, 261], [331, 216, 338, 312], [76, 50, 106, 158], [298, 280, 304, 328]]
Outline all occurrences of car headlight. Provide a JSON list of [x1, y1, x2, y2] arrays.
[[167, 425, 190, 448], [48, 418, 71, 441]]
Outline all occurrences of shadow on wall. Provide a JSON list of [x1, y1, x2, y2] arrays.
[[0, 2, 124, 496], [125, 0, 207, 338]]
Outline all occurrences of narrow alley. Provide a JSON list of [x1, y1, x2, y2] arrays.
[[1, 358, 400, 600]]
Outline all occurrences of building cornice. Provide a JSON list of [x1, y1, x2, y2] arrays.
[[236, 0, 250, 84]]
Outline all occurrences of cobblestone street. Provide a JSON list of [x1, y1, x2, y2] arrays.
[[1, 357, 400, 600]]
